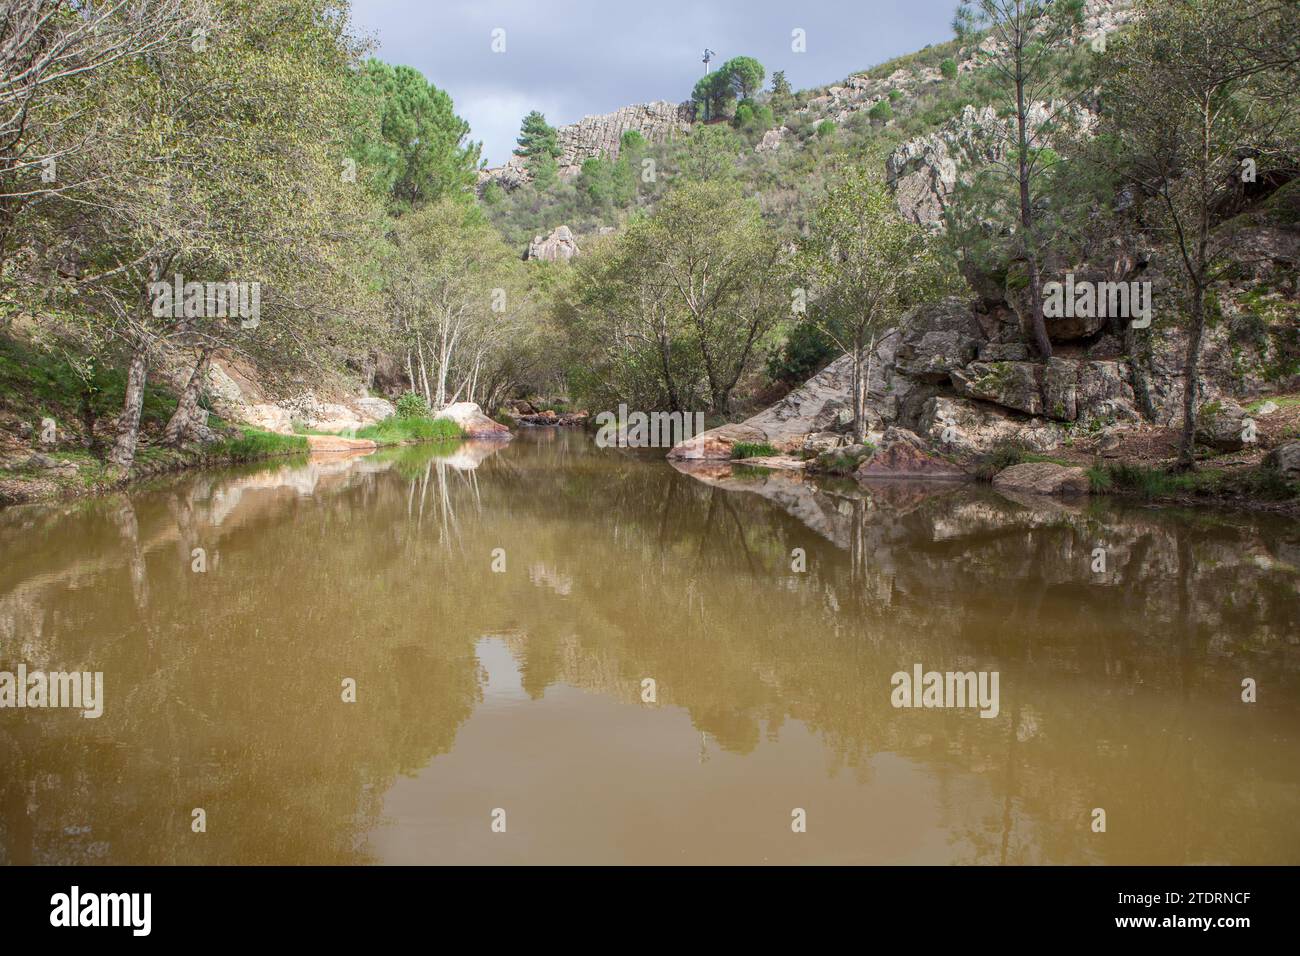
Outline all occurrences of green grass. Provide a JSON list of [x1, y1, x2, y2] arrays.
[[214, 427, 309, 461], [731, 441, 777, 459], [1246, 395, 1300, 413], [355, 416, 463, 444]]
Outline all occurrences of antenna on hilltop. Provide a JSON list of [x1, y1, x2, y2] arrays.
[[702, 48, 715, 75]]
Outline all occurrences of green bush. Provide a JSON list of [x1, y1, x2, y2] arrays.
[[395, 391, 429, 419], [766, 320, 838, 387], [940, 58, 958, 80], [868, 100, 894, 122]]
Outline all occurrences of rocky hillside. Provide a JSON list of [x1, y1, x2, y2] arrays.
[[669, 181, 1299, 477]]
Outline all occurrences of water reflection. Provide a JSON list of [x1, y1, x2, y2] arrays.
[[0, 430, 1297, 864]]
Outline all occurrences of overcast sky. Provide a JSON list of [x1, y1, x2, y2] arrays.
[[349, 0, 960, 167]]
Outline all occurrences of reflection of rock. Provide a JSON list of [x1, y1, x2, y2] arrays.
[[437, 440, 508, 470]]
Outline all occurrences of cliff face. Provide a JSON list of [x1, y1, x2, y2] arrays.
[[479, 100, 693, 191]]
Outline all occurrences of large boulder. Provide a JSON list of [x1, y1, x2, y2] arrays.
[[669, 353, 862, 459], [1194, 399, 1249, 451], [855, 427, 967, 480], [434, 402, 512, 440], [354, 396, 397, 423], [992, 461, 1091, 496], [243, 403, 293, 434], [1264, 441, 1300, 477]]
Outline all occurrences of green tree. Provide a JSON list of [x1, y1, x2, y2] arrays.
[[638, 182, 784, 416], [692, 70, 735, 122], [951, 0, 1088, 361], [719, 55, 766, 101], [798, 168, 953, 442], [349, 59, 480, 212], [516, 111, 560, 163], [1094, 0, 1300, 468]]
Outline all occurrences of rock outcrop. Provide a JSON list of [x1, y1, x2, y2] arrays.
[[526, 226, 580, 262], [885, 101, 1096, 225], [480, 101, 693, 191]]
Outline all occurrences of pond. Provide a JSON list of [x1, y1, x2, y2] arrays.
[[1, 429, 1297, 864]]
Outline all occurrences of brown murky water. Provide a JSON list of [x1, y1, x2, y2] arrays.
[[1, 429, 1298, 865]]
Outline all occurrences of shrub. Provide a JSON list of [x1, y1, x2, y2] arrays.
[[816, 119, 836, 138], [395, 391, 429, 419], [766, 320, 837, 387], [940, 58, 958, 80], [868, 100, 894, 122]]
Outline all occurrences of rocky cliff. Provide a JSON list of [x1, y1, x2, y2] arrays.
[[480, 100, 694, 191]]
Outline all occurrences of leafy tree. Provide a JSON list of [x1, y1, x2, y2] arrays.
[[349, 59, 480, 212], [734, 99, 775, 138], [951, 0, 1089, 361], [692, 70, 735, 122], [516, 110, 560, 163], [798, 167, 953, 442], [637, 182, 784, 415], [719, 55, 765, 101], [678, 125, 742, 181], [1094, 0, 1300, 468], [559, 182, 784, 416], [769, 69, 795, 118], [384, 199, 524, 408]]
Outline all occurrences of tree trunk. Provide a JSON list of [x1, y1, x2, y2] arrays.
[[109, 337, 150, 470], [1014, 38, 1052, 361], [851, 337, 867, 444], [1177, 283, 1206, 469], [162, 347, 213, 446]]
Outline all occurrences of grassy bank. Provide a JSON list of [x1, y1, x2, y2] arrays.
[[355, 416, 462, 444]]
